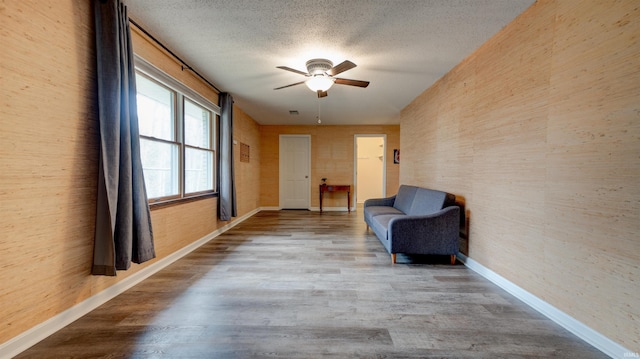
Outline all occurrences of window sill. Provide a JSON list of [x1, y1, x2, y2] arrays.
[[149, 192, 218, 210]]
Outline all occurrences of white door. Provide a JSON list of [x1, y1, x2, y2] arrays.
[[355, 135, 386, 204], [279, 135, 311, 209]]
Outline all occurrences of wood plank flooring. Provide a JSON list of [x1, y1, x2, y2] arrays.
[[15, 210, 606, 358]]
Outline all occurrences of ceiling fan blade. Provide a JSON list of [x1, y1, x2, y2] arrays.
[[334, 78, 370, 88], [276, 66, 309, 76], [274, 81, 306, 90], [327, 60, 356, 76], [317, 90, 328, 98]]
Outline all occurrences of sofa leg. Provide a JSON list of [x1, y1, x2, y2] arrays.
[[450, 254, 456, 265], [391, 253, 397, 264]]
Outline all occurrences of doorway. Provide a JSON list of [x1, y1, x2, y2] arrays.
[[279, 135, 311, 209], [355, 135, 386, 205]]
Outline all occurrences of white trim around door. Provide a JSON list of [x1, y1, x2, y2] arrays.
[[279, 134, 311, 210]]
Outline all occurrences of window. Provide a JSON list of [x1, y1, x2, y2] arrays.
[[137, 75, 179, 199], [184, 99, 214, 194], [134, 58, 219, 203]]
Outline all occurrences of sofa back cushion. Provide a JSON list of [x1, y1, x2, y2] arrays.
[[407, 187, 449, 216], [393, 185, 418, 214]]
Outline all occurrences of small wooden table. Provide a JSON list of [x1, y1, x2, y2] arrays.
[[319, 184, 351, 213]]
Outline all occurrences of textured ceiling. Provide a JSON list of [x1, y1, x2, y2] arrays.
[[126, 0, 535, 125]]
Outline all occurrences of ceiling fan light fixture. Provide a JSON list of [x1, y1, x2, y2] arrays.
[[275, 58, 368, 99], [305, 75, 334, 92]]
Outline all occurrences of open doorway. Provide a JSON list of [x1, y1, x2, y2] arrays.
[[354, 135, 386, 206]]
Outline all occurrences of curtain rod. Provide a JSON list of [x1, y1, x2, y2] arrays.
[[129, 18, 223, 94]]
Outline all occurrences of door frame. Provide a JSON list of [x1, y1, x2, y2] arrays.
[[279, 134, 311, 209], [354, 134, 387, 206]]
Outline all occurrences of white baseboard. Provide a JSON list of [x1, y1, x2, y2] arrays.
[[311, 206, 354, 212], [265, 206, 357, 212], [457, 253, 632, 359], [0, 208, 259, 359]]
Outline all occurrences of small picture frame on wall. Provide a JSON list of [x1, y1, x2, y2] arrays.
[[394, 149, 400, 164]]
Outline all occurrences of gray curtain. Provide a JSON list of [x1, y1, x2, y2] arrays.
[[92, 0, 155, 276], [218, 93, 237, 221]]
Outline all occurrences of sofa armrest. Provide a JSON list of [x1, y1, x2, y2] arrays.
[[387, 206, 460, 255], [364, 195, 396, 208]]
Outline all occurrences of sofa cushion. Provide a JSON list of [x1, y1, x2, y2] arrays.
[[407, 188, 448, 216], [364, 206, 404, 224], [393, 185, 418, 214], [369, 214, 405, 251]]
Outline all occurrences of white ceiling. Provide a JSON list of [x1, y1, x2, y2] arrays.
[[127, 0, 534, 125]]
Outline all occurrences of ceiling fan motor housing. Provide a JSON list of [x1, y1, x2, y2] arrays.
[[306, 59, 333, 75]]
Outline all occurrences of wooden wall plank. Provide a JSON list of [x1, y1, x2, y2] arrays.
[[234, 106, 262, 214], [545, 0, 640, 347], [400, 0, 639, 350], [1, 1, 262, 344], [1, 0, 99, 343]]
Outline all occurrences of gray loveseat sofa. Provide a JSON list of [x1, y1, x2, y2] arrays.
[[364, 185, 460, 264]]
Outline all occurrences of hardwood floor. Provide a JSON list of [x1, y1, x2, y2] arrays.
[[16, 210, 606, 358]]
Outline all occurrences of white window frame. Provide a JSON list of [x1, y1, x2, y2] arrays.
[[135, 55, 220, 204]]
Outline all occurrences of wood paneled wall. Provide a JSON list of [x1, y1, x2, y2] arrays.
[[234, 107, 262, 214], [1, 0, 99, 343], [400, 0, 639, 350], [0, 1, 262, 344], [259, 125, 400, 208]]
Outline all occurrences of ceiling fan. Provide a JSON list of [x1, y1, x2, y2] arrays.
[[274, 58, 370, 98]]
